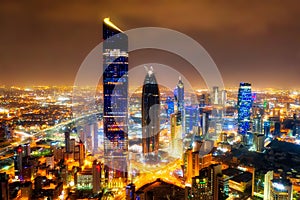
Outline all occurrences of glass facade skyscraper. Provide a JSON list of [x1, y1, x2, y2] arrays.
[[175, 77, 185, 135], [185, 105, 200, 134], [176, 76, 184, 112], [237, 82, 252, 135], [165, 96, 174, 118], [142, 67, 160, 156], [103, 18, 128, 179]]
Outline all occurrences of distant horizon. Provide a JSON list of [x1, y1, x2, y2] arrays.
[[1, 84, 300, 92]]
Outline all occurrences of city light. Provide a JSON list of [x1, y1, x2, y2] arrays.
[[272, 182, 286, 191], [0, 3, 300, 200]]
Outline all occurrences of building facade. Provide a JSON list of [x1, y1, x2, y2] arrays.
[[142, 66, 160, 157], [237, 83, 252, 135], [103, 18, 129, 179]]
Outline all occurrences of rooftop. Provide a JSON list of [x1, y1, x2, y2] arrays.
[[231, 172, 252, 183]]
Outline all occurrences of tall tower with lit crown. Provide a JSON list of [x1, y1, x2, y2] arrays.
[[175, 76, 185, 135], [103, 18, 128, 179], [176, 76, 184, 112], [142, 66, 160, 157]]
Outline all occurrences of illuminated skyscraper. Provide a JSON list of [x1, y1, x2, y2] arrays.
[[170, 112, 182, 157], [78, 141, 85, 166], [212, 86, 219, 105], [264, 120, 271, 138], [237, 83, 252, 135], [165, 96, 174, 118], [221, 90, 227, 106], [175, 77, 185, 134], [103, 18, 128, 179], [253, 134, 264, 152], [64, 131, 70, 153], [93, 123, 98, 153], [253, 114, 263, 134], [14, 145, 23, 180], [185, 105, 200, 134], [142, 66, 160, 156], [176, 76, 184, 112]]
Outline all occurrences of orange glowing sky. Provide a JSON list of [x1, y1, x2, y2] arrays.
[[1, 0, 300, 89]]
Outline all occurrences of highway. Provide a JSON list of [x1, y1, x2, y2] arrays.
[[0, 112, 100, 159]]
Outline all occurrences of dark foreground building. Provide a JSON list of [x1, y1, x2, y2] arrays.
[[142, 67, 160, 157]]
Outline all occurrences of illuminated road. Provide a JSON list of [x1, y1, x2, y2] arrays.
[[0, 112, 100, 158], [132, 158, 184, 189], [112, 158, 184, 200], [1, 111, 185, 200]]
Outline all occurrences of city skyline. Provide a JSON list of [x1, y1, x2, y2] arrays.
[[1, 1, 300, 89], [2, 2, 300, 200]]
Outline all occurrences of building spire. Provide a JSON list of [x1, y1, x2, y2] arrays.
[[103, 17, 123, 32]]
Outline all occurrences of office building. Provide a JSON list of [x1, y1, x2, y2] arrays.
[[79, 141, 85, 166], [15, 145, 23, 179], [69, 138, 75, 153], [237, 83, 252, 135], [185, 105, 200, 134], [263, 171, 274, 200], [92, 160, 101, 193], [270, 179, 293, 200], [170, 112, 182, 157], [264, 120, 271, 138], [0, 173, 9, 200], [175, 76, 184, 113], [103, 17, 128, 179], [221, 168, 243, 199], [253, 134, 265, 152], [165, 96, 174, 118], [190, 164, 222, 200], [92, 123, 98, 153], [212, 86, 219, 105], [126, 183, 136, 200], [64, 131, 70, 153], [76, 169, 93, 191], [200, 109, 210, 136], [221, 90, 227, 106], [274, 121, 281, 136], [199, 93, 210, 108], [175, 77, 185, 134], [253, 115, 263, 134], [228, 171, 252, 194], [23, 143, 31, 157], [142, 66, 160, 157]]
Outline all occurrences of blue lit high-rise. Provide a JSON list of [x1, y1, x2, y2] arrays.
[[237, 82, 252, 135], [103, 18, 128, 179], [165, 96, 174, 118], [185, 105, 200, 134]]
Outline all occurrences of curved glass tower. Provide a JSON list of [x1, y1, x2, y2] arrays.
[[103, 18, 128, 179], [142, 66, 160, 157]]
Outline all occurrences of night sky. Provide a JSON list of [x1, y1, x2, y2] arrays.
[[1, 0, 300, 89]]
